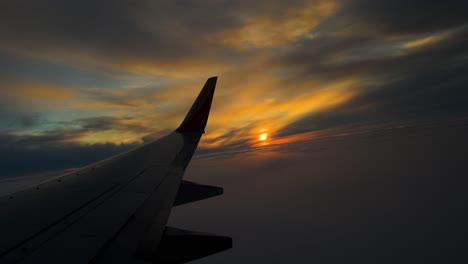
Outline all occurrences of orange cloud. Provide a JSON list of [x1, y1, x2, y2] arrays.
[[218, 0, 337, 49], [403, 34, 445, 49], [118, 58, 234, 79], [75, 130, 146, 145], [6, 83, 74, 100]]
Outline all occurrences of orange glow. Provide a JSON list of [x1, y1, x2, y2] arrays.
[[75, 130, 146, 145], [252, 132, 315, 148], [259, 133, 268, 141], [4, 83, 75, 100], [404, 35, 444, 49]]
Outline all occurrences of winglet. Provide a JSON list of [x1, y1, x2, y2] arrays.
[[176, 77, 217, 133]]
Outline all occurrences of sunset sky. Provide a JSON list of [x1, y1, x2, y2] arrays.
[[1, 0, 467, 177]]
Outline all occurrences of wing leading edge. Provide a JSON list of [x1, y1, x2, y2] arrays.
[[0, 77, 231, 264]]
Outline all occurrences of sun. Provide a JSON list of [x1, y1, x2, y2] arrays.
[[259, 133, 268, 141]]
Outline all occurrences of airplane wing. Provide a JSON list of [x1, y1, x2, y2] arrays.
[[0, 77, 231, 264]]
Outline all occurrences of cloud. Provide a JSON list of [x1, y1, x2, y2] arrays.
[[219, 0, 337, 49], [0, 112, 44, 132], [3, 83, 74, 100], [0, 1, 306, 75], [403, 35, 445, 49], [0, 132, 136, 178], [0, 1, 338, 78], [336, 0, 468, 36], [77, 88, 150, 109], [276, 27, 468, 137]]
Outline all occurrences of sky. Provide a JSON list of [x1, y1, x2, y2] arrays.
[[0, 1, 467, 176]]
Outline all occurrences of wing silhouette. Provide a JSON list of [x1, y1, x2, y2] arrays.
[[0, 77, 231, 264]]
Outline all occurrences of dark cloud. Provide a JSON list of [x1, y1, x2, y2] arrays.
[[0, 112, 44, 131], [76, 116, 151, 134], [0, 115, 151, 177], [337, 0, 468, 36], [79, 89, 150, 108], [279, 25, 468, 80], [0, 1, 191, 65], [0, 0, 305, 63], [0, 114, 157, 177], [47, 116, 154, 139], [0, 132, 137, 178], [0, 53, 132, 88]]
